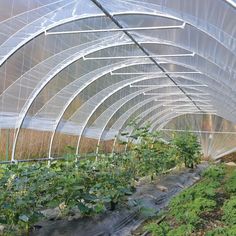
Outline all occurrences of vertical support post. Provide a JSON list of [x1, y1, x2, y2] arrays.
[[111, 136, 117, 156], [48, 130, 56, 166], [76, 153, 80, 163], [95, 143, 99, 162], [6, 129, 10, 162], [0, 128, 0, 161], [124, 137, 130, 153]]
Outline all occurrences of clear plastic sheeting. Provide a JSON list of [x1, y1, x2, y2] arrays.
[[161, 114, 236, 159], [0, 0, 235, 161]]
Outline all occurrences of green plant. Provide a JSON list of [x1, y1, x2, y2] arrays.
[[144, 222, 170, 236], [167, 224, 194, 236], [169, 195, 216, 226], [172, 132, 201, 168], [206, 225, 236, 236], [0, 123, 209, 234], [222, 196, 236, 226], [203, 164, 225, 181], [225, 169, 236, 194], [140, 164, 236, 236], [124, 122, 178, 179], [0, 155, 140, 233]]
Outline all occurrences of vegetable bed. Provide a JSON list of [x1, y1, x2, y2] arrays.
[[0, 129, 202, 235], [136, 164, 236, 236]]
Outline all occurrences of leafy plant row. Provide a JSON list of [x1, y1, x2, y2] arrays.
[[143, 164, 236, 236], [0, 127, 201, 235]]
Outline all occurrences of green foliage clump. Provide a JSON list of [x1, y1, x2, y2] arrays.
[[202, 164, 226, 181], [206, 225, 236, 236], [167, 166, 224, 228], [121, 122, 202, 181], [0, 121, 204, 234], [142, 164, 236, 236], [172, 132, 201, 168], [169, 193, 216, 226], [144, 222, 170, 236], [167, 224, 194, 236], [124, 123, 178, 179], [222, 196, 236, 226], [140, 177, 213, 234], [0, 156, 137, 234], [224, 169, 236, 194]]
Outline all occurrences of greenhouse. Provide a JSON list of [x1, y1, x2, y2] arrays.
[[0, 0, 236, 235]]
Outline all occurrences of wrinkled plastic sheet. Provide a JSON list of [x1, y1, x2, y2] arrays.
[[31, 163, 208, 236]]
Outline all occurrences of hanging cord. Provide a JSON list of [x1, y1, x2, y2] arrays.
[[90, 0, 201, 111]]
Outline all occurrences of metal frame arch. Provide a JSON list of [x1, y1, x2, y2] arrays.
[[150, 114, 236, 160], [155, 112, 236, 133], [135, 102, 210, 128], [150, 113, 210, 132], [9, 35, 134, 161], [67, 73, 228, 157], [150, 110, 222, 133], [48, 72, 158, 158], [1, 1, 234, 69], [4, 32, 232, 110], [95, 95, 201, 156], [0, 5, 188, 67], [154, 114, 203, 132], [94, 91, 165, 156], [106, 87, 236, 151], [109, 4, 236, 54], [34, 42, 232, 118], [106, 91, 222, 142], [130, 107, 187, 141], [12, 39, 221, 160], [147, 90, 236, 124], [136, 42, 236, 75], [95, 93, 156, 140], [127, 106, 199, 132], [133, 81, 236, 127], [10, 56, 151, 161], [6, 32, 222, 100], [73, 76, 168, 157], [138, 102, 222, 133], [0, 0, 105, 66], [122, 94, 227, 133], [100, 95, 189, 141], [94, 67, 236, 149], [34, 53, 233, 159], [1, 33, 127, 97], [113, 107, 184, 153], [3, 32, 233, 105], [114, 90, 234, 142], [98, 87, 220, 146], [72, 71, 209, 157], [100, 70, 233, 132], [150, 110, 234, 133], [83, 37, 236, 75], [49, 54, 230, 158], [5, 12, 234, 160], [91, 77, 209, 155], [92, 74, 214, 133], [47, 61, 158, 158], [128, 98, 236, 138], [93, 84, 209, 138]]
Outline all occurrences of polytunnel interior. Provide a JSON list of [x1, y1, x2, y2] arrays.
[[0, 0, 235, 162]]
